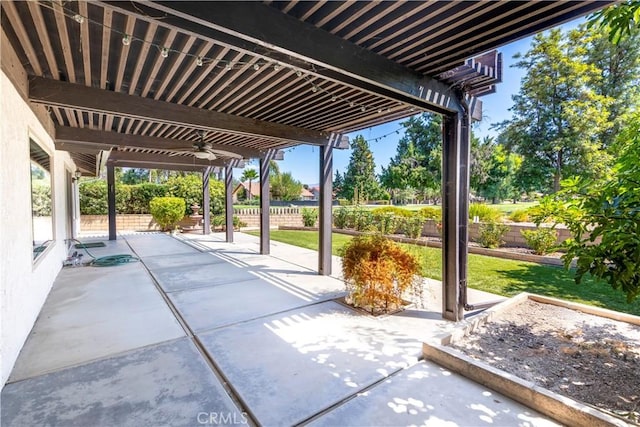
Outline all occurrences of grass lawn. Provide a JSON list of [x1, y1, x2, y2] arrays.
[[247, 229, 639, 316]]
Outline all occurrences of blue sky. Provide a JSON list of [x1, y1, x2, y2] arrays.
[[239, 18, 585, 185]]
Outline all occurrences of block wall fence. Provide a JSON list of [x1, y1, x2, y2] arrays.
[[80, 209, 572, 249]]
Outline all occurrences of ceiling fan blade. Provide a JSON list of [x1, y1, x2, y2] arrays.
[[209, 149, 243, 159]]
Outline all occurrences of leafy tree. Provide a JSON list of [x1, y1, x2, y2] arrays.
[[589, 0, 640, 44], [380, 114, 442, 203], [165, 174, 224, 215], [270, 171, 303, 201], [333, 170, 344, 197], [341, 135, 382, 203], [560, 112, 640, 302], [470, 135, 494, 195], [477, 145, 523, 203], [120, 168, 149, 185], [496, 29, 612, 193], [269, 160, 280, 176], [582, 25, 640, 150], [241, 168, 259, 201]]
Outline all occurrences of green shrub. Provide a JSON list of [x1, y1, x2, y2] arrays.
[[115, 184, 131, 214], [340, 234, 422, 315], [508, 209, 530, 223], [213, 214, 246, 229], [372, 206, 414, 218], [166, 175, 224, 215], [79, 175, 223, 216], [79, 180, 108, 214], [165, 175, 204, 214], [402, 215, 425, 239], [477, 222, 510, 248], [337, 198, 351, 206], [149, 197, 186, 231], [352, 207, 374, 232], [521, 227, 558, 255], [469, 203, 503, 222], [31, 183, 52, 216], [333, 207, 350, 229], [418, 206, 441, 220], [373, 212, 399, 235], [126, 183, 167, 213], [301, 208, 318, 227]]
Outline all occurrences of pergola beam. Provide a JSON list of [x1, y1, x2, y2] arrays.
[[104, 1, 464, 116], [107, 150, 244, 168], [29, 77, 329, 145], [55, 126, 283, 160], [109, 161, 208, 173]]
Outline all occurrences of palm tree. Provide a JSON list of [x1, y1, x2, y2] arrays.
[[241, 169, 259, 201]]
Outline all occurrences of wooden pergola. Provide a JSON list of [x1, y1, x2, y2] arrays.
[[2, 0, 612, 320]]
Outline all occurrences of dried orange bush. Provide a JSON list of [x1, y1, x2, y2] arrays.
[[340, 235, 423, 315]]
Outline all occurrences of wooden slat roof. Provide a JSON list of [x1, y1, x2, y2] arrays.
[[1, 1, 612, 175]]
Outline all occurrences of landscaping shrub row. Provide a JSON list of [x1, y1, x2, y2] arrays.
[[330, 204, 559, 255], [79, 176, 224, 215]]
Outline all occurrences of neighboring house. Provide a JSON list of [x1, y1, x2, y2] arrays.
[[300, 187, 315, 201], [232, 181, 261, 202], [309, 186, 336, 200], [309, 186, 320, 200], [233, 182, 316, 202]]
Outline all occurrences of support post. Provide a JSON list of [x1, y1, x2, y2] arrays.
[[259, 158, 271, 254], [72, 175, 81, 238], [202, 167, 211, 235], [441, 113, 464, 321], [107, 163, 116, 241], [458, 102, 471, 313], [225, 165, 234, 243], [318, 142, 334, 275]]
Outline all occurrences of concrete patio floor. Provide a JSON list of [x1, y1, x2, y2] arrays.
[[1, 231, 559, 426]]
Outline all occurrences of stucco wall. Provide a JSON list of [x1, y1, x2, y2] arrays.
[[1, 46, 76, 385]]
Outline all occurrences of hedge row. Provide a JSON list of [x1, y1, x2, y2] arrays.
[[79, 175, 224, 215]]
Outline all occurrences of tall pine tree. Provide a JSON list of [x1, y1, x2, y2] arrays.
[[340, 135, 382, 203], [380, 113, 442, 203], [496, 29, 613, 193]]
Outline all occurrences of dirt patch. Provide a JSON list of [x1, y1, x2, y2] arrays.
[[451, 300, 640, 423]]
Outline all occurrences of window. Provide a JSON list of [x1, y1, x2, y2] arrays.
[[30, 138, 53, 260]]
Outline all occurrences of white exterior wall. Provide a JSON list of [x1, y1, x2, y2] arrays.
[[1, 36, 77, 385]]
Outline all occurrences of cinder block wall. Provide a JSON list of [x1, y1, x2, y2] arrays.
[[421, 220, 572, 247], [80, 213, 574, 249], [80, 208, 307, 232]]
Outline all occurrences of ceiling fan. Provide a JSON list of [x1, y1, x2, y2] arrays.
[[167, 131, 243, 161]]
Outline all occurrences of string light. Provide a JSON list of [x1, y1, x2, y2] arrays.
[[364, 126, 406, 144], [43, 2, 422, 116]]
